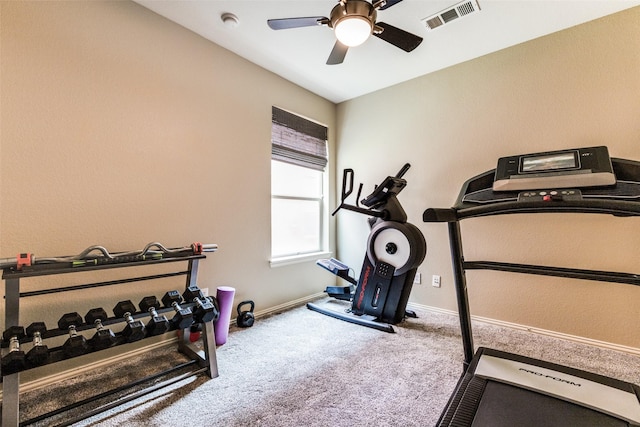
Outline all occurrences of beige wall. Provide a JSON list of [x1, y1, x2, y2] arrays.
[[336, 7, 640, 348], [1, 0, 638, 356], [0, 1, 336, 334]]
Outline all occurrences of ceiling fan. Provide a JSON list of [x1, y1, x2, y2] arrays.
[[267, 0, 423, 65]]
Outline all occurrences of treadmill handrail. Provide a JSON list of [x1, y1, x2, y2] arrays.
[[423, 157, 640, 221], [423, 156, 640, 367], [464, 261, 640, 286], [424, 200, 640, 221]]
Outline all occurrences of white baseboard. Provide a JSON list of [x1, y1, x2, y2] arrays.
[[15, 294, 633, 401], [408, 302, 640, 356], [252, 294, 640, 356], [8, 292, 327, 398], [252, 292, 326, 319], [280, 295, 640, 356], [5, 338, 180, 399]]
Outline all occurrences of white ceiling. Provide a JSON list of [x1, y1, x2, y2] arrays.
[[134, 0, 640, 103]]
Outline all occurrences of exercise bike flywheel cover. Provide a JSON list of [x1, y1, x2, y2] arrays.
[[366, 221, 427, 276]]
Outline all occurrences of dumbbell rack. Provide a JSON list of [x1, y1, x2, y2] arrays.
[[1, 253, 218, 426]]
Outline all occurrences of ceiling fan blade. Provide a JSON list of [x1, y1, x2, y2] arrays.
[[376, 0, 403, 10], [373, 22, 423, 52], [326, 41, 349, 65], [267, 17, 328, 30]]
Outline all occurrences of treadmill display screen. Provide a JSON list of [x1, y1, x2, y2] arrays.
[[492, 146, 616, 191], [521, 152, 577, 173]]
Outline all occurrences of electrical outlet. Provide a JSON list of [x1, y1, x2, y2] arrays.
[[432, 275, 441, 288], [414, 273, 421, 284], [201, 287, 209, 297]]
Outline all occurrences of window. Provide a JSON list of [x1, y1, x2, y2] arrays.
[[271, 107, 328, 261]]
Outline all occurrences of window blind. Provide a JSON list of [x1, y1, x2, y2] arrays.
[[272, 106, 328, 171]]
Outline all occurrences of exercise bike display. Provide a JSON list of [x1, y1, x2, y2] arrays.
[[307, 163, 427, 332]]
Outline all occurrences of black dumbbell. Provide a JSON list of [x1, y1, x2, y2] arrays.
[[161, 290, 194, 330], [182, 286, 220, 323], [2, 326, 26, 375], [139, 296, 170, 336], [113, 300, 146, 342], [58, 313, 89, 358], [25, 322, 49, 367], [85, 308, 117, 350]]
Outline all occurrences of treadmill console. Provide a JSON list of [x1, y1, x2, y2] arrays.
[[421, 157, 640, 220], [517, 189, 583, 202], [493, 146, 616, 192]]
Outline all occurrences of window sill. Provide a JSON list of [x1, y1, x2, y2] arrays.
[[269, 251, 332, 268]]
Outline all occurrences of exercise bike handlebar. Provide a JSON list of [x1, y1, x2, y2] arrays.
[[395, 163, 411, 179], [331, 168, 382, 217], [331, 163, 411, 221], [339, 168, 356, 205]]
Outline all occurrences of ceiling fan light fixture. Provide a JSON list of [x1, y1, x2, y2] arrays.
[[329, 0, 377, 47], [334, 16, 372, 47]]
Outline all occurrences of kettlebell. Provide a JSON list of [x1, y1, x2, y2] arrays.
[[236, 300, 255, 328]]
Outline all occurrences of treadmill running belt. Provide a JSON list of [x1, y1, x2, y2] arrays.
[[472, 381, 626, 427], [438, 348, 640, 427]]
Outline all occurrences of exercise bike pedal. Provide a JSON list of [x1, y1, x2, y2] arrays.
[[324, 286, 353, 301]]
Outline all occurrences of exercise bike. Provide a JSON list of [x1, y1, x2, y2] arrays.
[[307, 163, 427, 332]]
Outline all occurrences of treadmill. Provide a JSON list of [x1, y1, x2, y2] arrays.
[[423, 152, 640, 426]]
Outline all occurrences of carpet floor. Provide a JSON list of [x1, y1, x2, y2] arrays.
[[12, 298, 640, 426]]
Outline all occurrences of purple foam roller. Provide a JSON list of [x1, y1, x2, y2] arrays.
[[214, 286, 235, 345]]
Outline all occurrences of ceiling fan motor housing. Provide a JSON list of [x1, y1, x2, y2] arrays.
[[330, 0, 377, 46]]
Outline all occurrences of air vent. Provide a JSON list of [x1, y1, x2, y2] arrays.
[[421, 0, 481, 31]]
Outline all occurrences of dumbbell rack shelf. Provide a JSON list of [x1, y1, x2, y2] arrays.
[[1, 253, 218, 426]]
